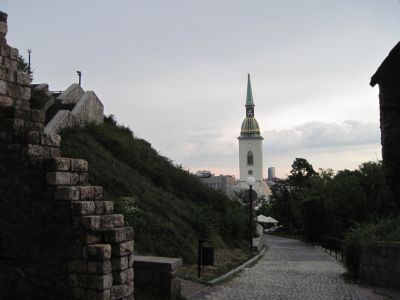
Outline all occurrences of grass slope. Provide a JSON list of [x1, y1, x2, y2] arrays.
[[61, 116, 248, 263]]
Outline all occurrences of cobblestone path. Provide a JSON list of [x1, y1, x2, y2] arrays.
[[193, 235, 388, 300]]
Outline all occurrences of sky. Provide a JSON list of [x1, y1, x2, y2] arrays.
[[2, 1, 399, 178]]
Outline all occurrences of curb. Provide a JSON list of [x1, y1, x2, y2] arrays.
[[207, 246, 268, 285]]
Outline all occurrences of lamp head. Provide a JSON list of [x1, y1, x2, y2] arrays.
[[246, 176, 255, 187]]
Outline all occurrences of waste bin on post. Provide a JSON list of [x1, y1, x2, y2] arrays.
[[197, 239, 214, 278]]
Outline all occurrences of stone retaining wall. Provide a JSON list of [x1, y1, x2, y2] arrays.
[[358, 242, 400, 289], [0, 11, 133, 299], [134, 256, 182, 300]]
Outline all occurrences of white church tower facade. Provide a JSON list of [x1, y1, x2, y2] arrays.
[[237, 74, 271, 198]]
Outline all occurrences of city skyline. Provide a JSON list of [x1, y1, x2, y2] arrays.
[[2, 1, 399, 177]]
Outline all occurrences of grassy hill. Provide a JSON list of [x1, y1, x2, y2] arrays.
[[60, 115, 248, 263]]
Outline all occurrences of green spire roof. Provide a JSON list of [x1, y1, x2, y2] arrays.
[[246, 73, 254, 106]]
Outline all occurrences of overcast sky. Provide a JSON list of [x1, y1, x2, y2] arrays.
[[2, 1, 399, 178]]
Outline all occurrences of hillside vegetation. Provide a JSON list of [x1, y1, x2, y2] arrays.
[[61, 115, 248, 263]]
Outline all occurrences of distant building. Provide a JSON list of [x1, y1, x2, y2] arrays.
[[196, 171, 236, 196], [267, 167, 276, 180]]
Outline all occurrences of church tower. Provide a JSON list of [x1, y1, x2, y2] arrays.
[[237, 74, 270, 198]]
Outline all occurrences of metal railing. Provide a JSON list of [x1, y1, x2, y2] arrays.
[[313, 235, 344, 262]]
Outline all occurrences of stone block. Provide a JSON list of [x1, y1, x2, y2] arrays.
[[75, 230, 102, 245], [0, 22, 7, 35], [87, 289, 111, 300], [71, 158, 88, 172], [79, 172, 89, 185], [20, 86, 31, 100], [69, 273, 80, 288], [88, 260, 112, 274], [128, 254, 134, 268], [71, 172, 80, 185], [71, 288, 86, 300], [41, 133, 61, 147], [111, 285, 125, 300], [15, 70, 31, 86], [54, 186, 80, 200], [0, 80, 7, 95], [102, 227, 134, 243], [0, 65, 8, 81], [10, 47, 18, 60], [0, 95, 12, 106], [88, 273, 113, 290], [74, 215, 101, 231], [27, 129, 41, 144], [45, 171, 71, 185], [95, 186, 103, 200], [134, 256, 182, 272], [44, 157, 71, 171], [68, 260, 88, 274], [83, 244, 112, 260], [78, 274, 89, 288], [50, 147, 61, 157], [26, 144, 43, 157], [111, 256, 129, 271], [101, 214, 124, 229], [125, 281, 134, 298], [71, 201, 96, 216], [104, 201, 114, 214], [80, 186, 95, 200], [31, 109, 45, 122], [94, 201, 105, 215], [112, 241, 134, 257], [113, 268, 134, 284], [1, 45, 10, 57]]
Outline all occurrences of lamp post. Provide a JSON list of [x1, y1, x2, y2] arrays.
[[27, 49, 32, 75], [246, 176, 256, 254]]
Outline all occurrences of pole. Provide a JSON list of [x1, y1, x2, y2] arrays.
[[77, 71, 82, 86], [197, 239, 203, 278], [27, 49, 31, 76], [249, 185, 253, 254]]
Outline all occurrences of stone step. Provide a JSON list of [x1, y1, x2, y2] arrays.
[[73, 214, 124, 231], [101, 227, 134, 244], [71, 201, 114, 216], [52, 185, 103, 201], [45, 171, 88, 186], [44, 157, 88, 172]]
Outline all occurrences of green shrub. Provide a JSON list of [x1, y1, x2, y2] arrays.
[[343, 240, 361, 278], [343, 217, 400, 278]]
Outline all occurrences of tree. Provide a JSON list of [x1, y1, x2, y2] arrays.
[[288, 158, 318, 188]]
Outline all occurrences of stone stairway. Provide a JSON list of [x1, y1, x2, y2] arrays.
[[44, 157, 135, 299]]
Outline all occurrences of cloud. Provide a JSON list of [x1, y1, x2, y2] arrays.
[[263, 120, 380, 153]]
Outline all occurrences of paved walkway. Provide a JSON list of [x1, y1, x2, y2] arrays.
[[191, 235, 391, 300]]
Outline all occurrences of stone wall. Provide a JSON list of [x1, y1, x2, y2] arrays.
[[370, 41, 400, 205], [44, 84, 104, 135], [0, 11, 134, 299], [358, 242, 400, 289], [71, 91, 104, 126], [134, 256, 182, 300]]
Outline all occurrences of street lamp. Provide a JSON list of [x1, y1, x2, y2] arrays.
[[246, 176, 256, 254], [27, 49, 32, 75]]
